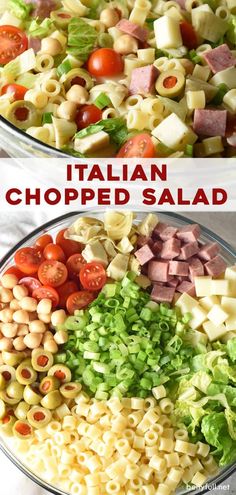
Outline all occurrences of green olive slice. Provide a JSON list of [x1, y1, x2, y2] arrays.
[[0, 390, 20, 405], [155, 70, 185, 98], [13, 420, 33, 439], [39, 376, 60, 395], [16, 363, 37, 385], [23, 385, 42, 405], [7, 381, 24, 401], [31, 349, 54, 372], [48, 364, 72, 384], [60, 68, 94, 90], [0, 374, 6, 391], [15, 401, 31, 420], [27, 406, 52, 428], [6, 101, 41, 130], [50, 10, 73, 28], [60, 382, 82, 399], [2, 351, 25, 367], [0, 399, 6, 420], [0, 413, 16, 436], [0, 365, 16, 384], [41, 390, 62, 410]]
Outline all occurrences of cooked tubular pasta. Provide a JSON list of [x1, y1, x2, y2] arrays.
[[35, 54, 54, 72], [41, 80, 61, 97], [24, 90, 48, 109]]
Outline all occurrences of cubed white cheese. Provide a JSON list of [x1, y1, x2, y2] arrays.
[[152, 113, 197, 150], [195, 276, 212, 297], [154, 15, 182, 49], [82, 241, 108, 267], [225, 316, 236, 331], [202, 321, 228, 341], [225, 265, 236, 280], [74, 131, 110, 154], [199, 295, 220, 311], [210, 279, 230, 296], [221, 296, 236, 315], [207, 304, 229, 326], [189, 306, 208, 330], [175, 293, 199, 313]]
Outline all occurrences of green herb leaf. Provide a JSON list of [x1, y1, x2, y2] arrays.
[[67, 17, 97, 61], [75, 117, 128, 148]]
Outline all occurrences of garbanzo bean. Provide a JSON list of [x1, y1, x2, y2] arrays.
[[20, 297, 37, 312], [29, 320, 46, 334], [54, 330, 68, 345], [23, 333, 43, 349], [42, 331, 54, 343], [43, 339, 58, 354], [13, 285, 28, 301], [17, 324, 29, 336], [13, 310, 29, 324], [66, 85, 89, 105], [0, 288, 13, 303], [114, 34, 138, 55], [13, 336, 27, 351], [37, 298, 52, 315], [100, 8, 120, 28], [51, 309, 67, 327], [10, 299, 21, 311], [38, 313, 52, 324], [0, 338, 13, 351], [0, 308, 14, 323], [1, 274, 18, 289], [1, 323, 18, 338], [41, 37, 62, 56], [57, 101, 77, 121]]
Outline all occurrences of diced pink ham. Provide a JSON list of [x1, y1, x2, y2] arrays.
[[169, 261, 189, 276], [151, 284, 175, 303], [179, 241, 199, 260], [203, 44, 236, 74], [198, 242, 220, 261], [167, 278, 179, 289], [205, 255, 227, 277], [31, 0, 56, 18], [148, 260, 169, 282], [159, 226, 178, 241], [135, 244, 154, 265], [129, 65, 159, 96], [177, 224, 201, 243], [177, 281, 196, 297], [175, 0, 186, 8], [189, 257, 204, 281], [137, 236, 154, 249], [28, 37, 41, 53], [116, 19, 148, 42], [160, 238, 181, 260], [152, 240, 163, 255], [193, 109, 227, 137]]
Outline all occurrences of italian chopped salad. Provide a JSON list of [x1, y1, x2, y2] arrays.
[[2, 0, 236, 157], [0, 212, 236, 494]]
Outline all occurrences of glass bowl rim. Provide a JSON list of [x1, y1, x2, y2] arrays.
[[0, 209, 236, 495]]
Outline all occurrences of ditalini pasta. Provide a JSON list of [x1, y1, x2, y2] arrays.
[[1, 0, 236, 157]]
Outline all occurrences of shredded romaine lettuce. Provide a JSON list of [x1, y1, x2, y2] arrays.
[[67, 17, 97, 61], [28, 18, 54, 38], [9, 0, 32, 20]]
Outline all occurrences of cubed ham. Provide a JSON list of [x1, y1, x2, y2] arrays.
[[160, 238, 181, 260], [189, 257, 204, 281], [148, 260, 169, 282], [153, 223, 169, 238], [205, 255, 227, 277], [116, 19, 149, 42], [169, 261, 189, 276], [28, 37, 41, 53], [177, 224, 201, 243], [32, 0, 56, 18], [129, 65, 159, 96], [203, 44, 236, 74], [177, 281, 196, 297], [137, 236, 154, 249], [175, 0, 186, 7], [167, 278, 179, 289], [151, 284, 175, 303], [152, 240, 163, 255], [179, 241, 199, 260], [159, 226, 178, 241], [135, 244, 154, 265], [198, 242, 220, 261], [193, 109, 227, 137]]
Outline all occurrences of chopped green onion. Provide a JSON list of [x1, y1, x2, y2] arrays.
[[57, 59, 72, 78], [185, 144, 193, 157], [42, 112, 53, 125], [211, 83, 228, 105], [94, 92, 112, 110]]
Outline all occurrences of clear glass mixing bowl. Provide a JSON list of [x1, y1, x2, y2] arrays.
[[0, 210, 236, 495]]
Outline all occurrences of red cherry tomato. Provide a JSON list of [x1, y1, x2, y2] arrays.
[[32, 286, 59, 308], [0, 26, 28, 65], [66, 291, 95, 314], [116, 133, 156, 158], [1, 83, 27, 101], [87, 48, 124, 77], [75, 104, 102, 130], [66, 254, 86, 281], [3, 265, 24, 279], [57, 281, 78, 308], [19, 277, 42, 294], [43, 243, 65, 262], [56, 229, 82, 258], [180, 21, 198, 50], [35, 234, 53, 250], [79, 262, 107, 291], [70, 76, 86, 87], [14, 247, 44, 275], [38, 260, 68, 288]]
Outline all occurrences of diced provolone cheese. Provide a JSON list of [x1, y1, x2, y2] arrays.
[[74, 131, 110, 154], [202, 321, 228, 341], [207, 304, 229, 326], [194, 277, 212, 297], [189, 305, 207, 330], [175, 293, 199, 313], [199, 295, 219, 311], [154, 15, 182, 49], [152, 113, 197, 151]]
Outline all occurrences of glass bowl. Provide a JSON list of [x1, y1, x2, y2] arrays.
[[0, 210, 236, 495]]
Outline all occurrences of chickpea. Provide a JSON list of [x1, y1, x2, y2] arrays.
[[10, 299, 21, 311], [0, 308, 14, 323], [29, 320, 46, 334], [114, 34, 138, 55], [57, 101, 78, 121], [44, 339, 58, 354], [41, 37, 62, 56], [1, 274, 18, 289], [23, 333, 43, 349], [13, 336, 27, 351], [42, 331, 54, 344], [0, 337, 13, 351], [54, 330, 69, 345], [17, 324, 29, 336], [1, 323, 18, 338], [13, 285, 28, 301], [51, 310, 67, 327], [180, 58, 194, 75], [20, 297, 37, 312], [38, 313, 52, 324], [13, 310, 29, 325], [0, 303, 7, 310], [100, 8, 120, 28], [0, 287, 13, 303], [37, 298, 52, 315], [66, 85, 89, 105]]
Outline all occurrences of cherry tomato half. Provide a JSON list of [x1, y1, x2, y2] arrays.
[[66, 254, 86, 281], [14, 247, 44, 275], [35, 234, 53, 250], [57, 281, 78, 308], [66, 291, 95, 314], [180, 21, 198, 50], [1, 83, 27, 101], [56, 229, 82, 258], [3, 265, 24, 279], [87, 48, 124, 77], [0, 25, 28, 65], [116, 133, 156, 158], [32, 286, 59, 308], [19, 277, 42, 294], [75, 104, 102, 130], [38, 260, 68, 288], [43, 243, 65, 262], [79, 262, 107, 291]]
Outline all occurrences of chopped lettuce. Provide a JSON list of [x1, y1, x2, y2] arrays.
[[226, 15, 236, 45], [67, 18, 97, 61], [74, 117, 128, 148], [227, 337, 236, 362], [28, 18, 54, 38], [9, 0, 32, 20], [201, 413, 236, 466]]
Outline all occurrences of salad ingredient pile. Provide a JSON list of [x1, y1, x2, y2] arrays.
[[0, 212, 236, 494], [2, 0, 236, 157]]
